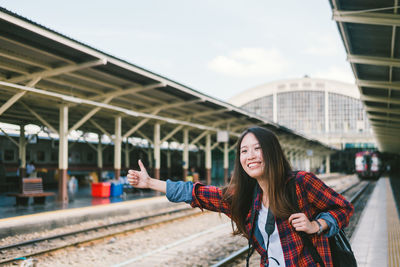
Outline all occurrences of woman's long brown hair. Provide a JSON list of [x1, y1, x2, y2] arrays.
[[222, 126, 295, 238]]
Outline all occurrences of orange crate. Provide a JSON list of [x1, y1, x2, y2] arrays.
[[91, 182, 111, 197]]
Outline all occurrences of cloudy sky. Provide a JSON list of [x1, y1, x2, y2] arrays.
[[1, 0, 355, 101]]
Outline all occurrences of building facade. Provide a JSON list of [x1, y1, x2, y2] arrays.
[[229, 77, 376, 172]]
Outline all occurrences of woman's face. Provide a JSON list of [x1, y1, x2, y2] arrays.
[[239, 133, 265, 180]]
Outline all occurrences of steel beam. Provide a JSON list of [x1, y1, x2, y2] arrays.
[[89, 83, 166, 101], [361, 95, 400, 104], [0, 91, 26, 116], [7, 59, 107, 83], [333, 10, 400, 27], [357, 80, 400, 91], [160, 125, 184, 143]]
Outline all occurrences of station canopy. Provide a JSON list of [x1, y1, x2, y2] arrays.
[[329, 0, 400, 154], [0, 7, 332, 154]]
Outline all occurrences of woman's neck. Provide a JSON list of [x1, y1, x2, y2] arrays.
[[257, 178, 269, 207]]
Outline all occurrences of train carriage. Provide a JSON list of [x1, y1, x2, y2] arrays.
[[355, 151, 382, 180]]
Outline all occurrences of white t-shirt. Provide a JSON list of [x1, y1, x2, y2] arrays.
[[257, 204, 286, 267]]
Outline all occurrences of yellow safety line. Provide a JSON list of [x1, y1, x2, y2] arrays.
[[387, 178, 400, 267]]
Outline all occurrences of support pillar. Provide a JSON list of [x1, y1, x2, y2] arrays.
[[325, 89, 329, 133], [167, 148, 171, 178], [154, 123, 160, 179], [197, 151, 201, 170], [125, 140, 130, 169], [147, 147, 153, 168], [273, 92, 277, 123], [290, 151, 295, 168], [205, 133, 211, 185], [223, 142, 229, 185], [292, 151, 297, 170], [326, 154, 331, 174], [305, 153, 310, 172], [183, 129, 189, 181], [114, 116, 122, 180], [97, 133, 103, 181], [58, 104, 68, 203], [19, 125, 26, 179]]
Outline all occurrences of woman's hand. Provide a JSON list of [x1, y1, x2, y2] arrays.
[[127, 160, 151, 189], [288, 213, 319, 234]]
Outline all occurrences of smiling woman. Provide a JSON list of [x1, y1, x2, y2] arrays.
[[128, 126, 354, 267]]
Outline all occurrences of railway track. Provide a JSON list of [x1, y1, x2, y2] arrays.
[[211, 179, 372, 267], [0, 206, 203, 265], [1, 177, 373, 266]]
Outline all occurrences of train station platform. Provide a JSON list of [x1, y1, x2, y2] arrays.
[[0, 190, 186, 239], [0, 173, 339, 221], [0, 184, 161, 220], [1, 174, 399, 267], [350, 176, 400, 267]]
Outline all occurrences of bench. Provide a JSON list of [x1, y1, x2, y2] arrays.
[[7, 178, 55, 205]]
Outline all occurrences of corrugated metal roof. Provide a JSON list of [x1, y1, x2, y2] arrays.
[[0, 7, 334, 154], [329, 0, 400, 154]]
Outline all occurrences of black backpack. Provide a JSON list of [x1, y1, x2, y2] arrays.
[[288, 172, 357, 267]]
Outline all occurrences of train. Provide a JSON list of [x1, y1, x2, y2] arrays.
[[355, 151, 383, 179], [0, 133, 231, 192]]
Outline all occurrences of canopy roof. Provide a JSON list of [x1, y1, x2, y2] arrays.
[[0, 7, 332, 154], [329, 0, 400, 154]]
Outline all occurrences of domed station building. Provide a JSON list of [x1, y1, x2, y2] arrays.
[[229, 77, 376, 173]]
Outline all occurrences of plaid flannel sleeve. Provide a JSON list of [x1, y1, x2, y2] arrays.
[[190, 182, 231, 216], [298, 172, 354, 230]]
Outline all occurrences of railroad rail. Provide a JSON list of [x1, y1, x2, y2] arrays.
[[1, 177, 372, 266], [0, 207, 203, 265]]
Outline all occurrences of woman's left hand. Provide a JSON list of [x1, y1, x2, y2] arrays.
[[288, 213, 318, 234]]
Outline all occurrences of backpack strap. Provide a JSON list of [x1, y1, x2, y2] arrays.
[[289, 171, 325, 267]]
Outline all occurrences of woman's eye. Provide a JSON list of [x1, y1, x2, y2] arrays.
[[241, 149, 247, 154]]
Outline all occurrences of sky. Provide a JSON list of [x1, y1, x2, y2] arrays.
[[0, 0, 355, 102]]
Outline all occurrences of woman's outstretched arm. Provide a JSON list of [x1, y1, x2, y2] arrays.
[[127, 159, 166, 193], [128, 159, 230, 214]]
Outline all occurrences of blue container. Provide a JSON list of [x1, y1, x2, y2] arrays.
[[110, 183, 123, 197]]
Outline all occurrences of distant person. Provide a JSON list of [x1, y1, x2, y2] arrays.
[[26, 161, 35, 177], [188, 166, 199, 182], [68, 176, 78, 201], [186, 167, 195, 182], [128, 126, 354, 266]]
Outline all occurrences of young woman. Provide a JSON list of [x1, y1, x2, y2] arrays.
[[127, 126, 354, 267]]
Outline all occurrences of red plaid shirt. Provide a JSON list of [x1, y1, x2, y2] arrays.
[[190, 171, 354, 267]]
